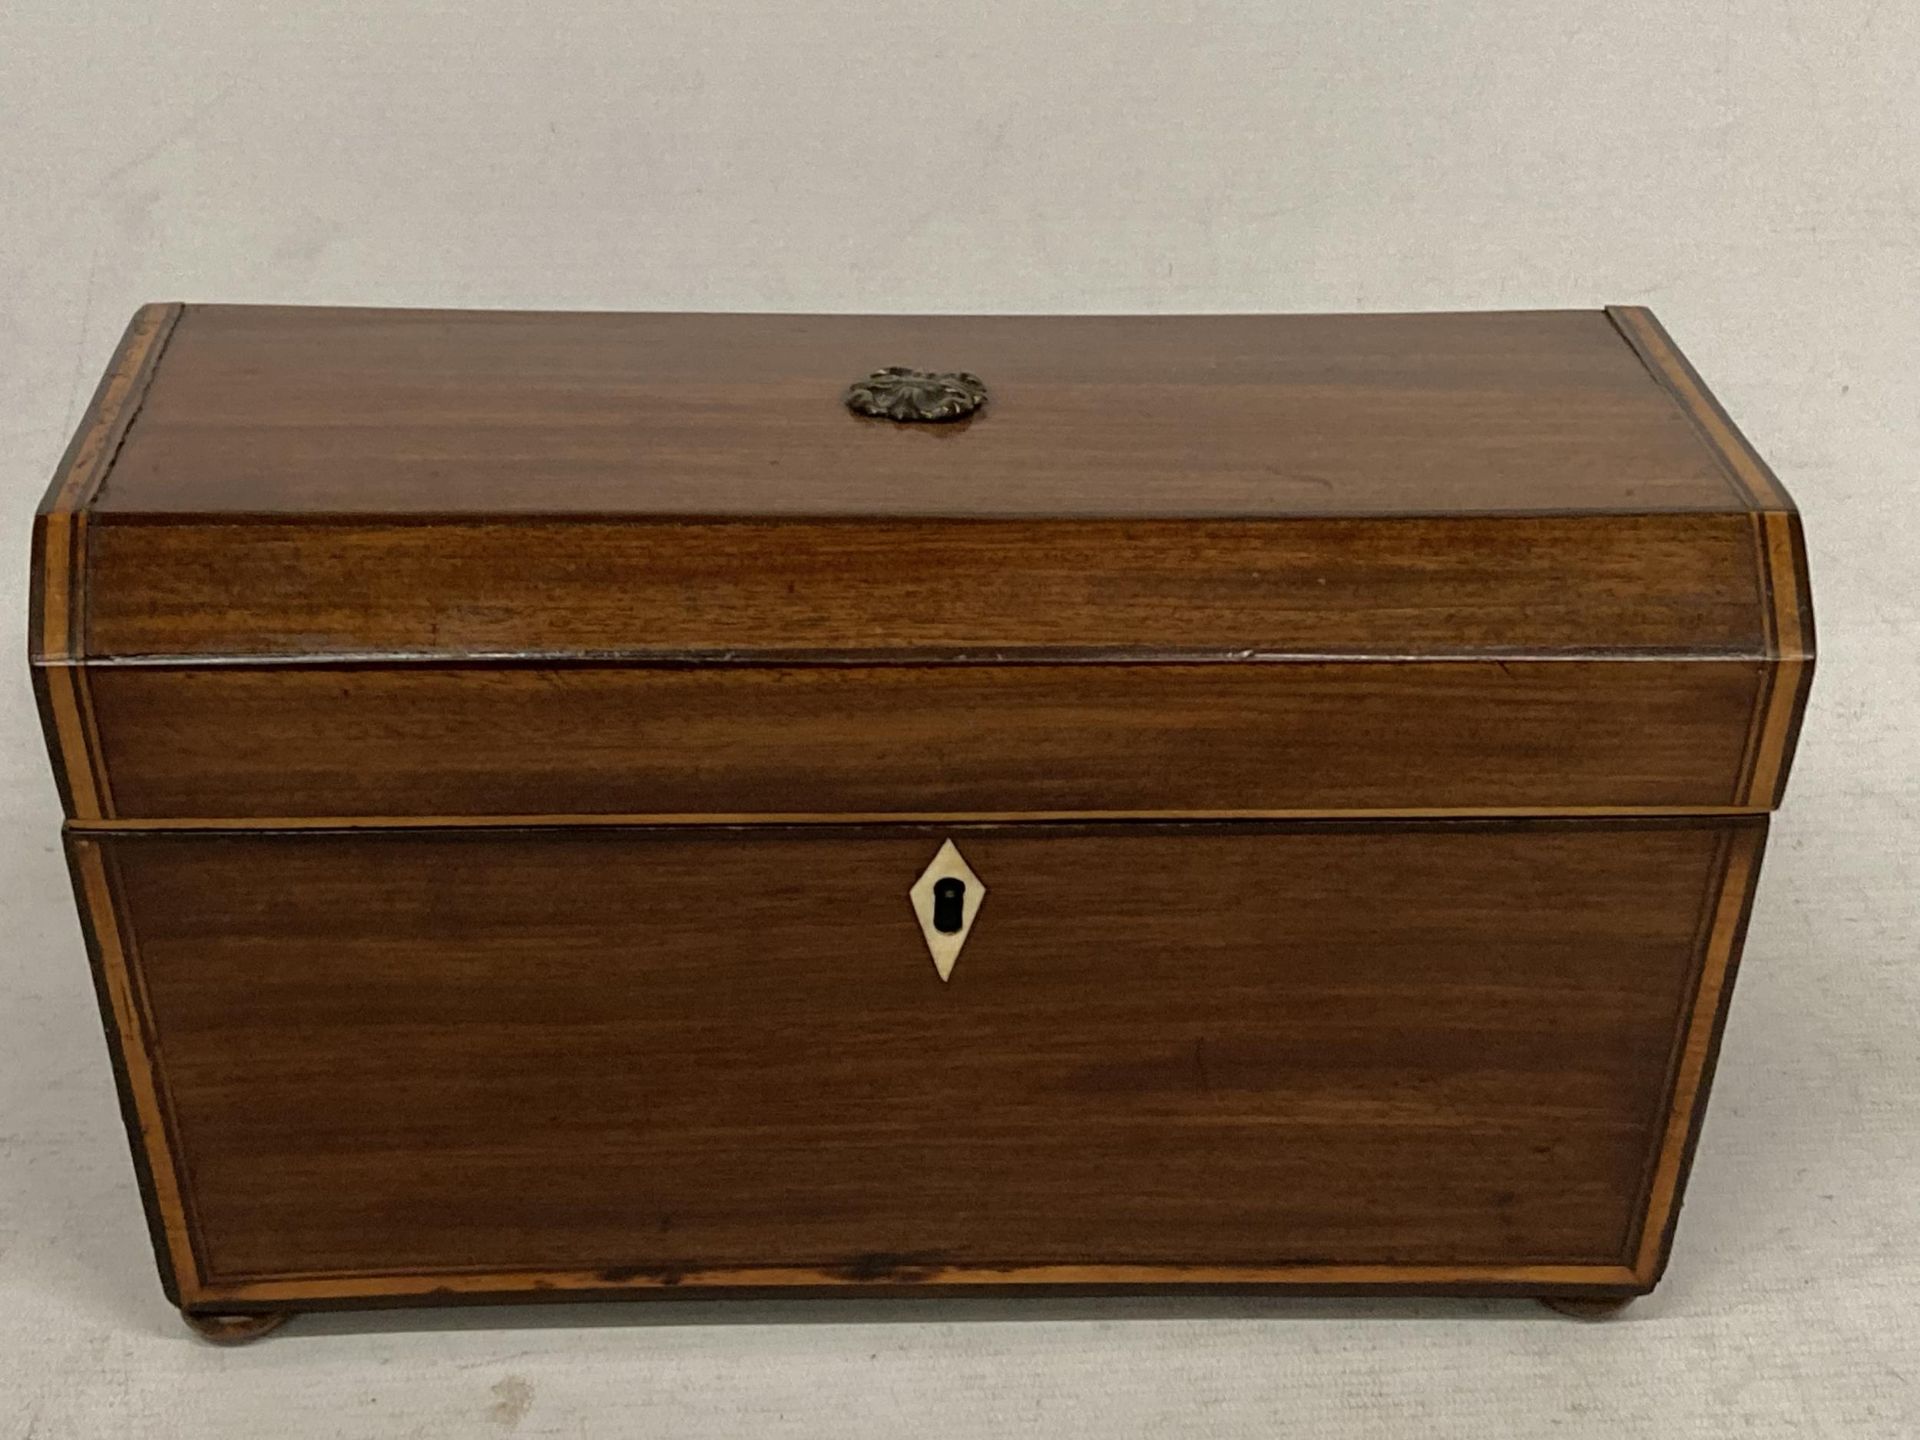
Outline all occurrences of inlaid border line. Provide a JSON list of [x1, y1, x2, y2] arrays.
[[1604, 305, 1796, 512], [1605, 307, 1812, 811], [1747, 513, 1814, 806], [68, 835, 208, 1305], [64, 806, 1774, 832], [32, 303, 181, 819], [1630, 820, 1766, 1283], [1620, 826, 1732, 1265], [192, 1261, 1645, 1306]]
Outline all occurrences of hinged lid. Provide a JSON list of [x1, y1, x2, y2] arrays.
[[32, 304, 1812, 823]]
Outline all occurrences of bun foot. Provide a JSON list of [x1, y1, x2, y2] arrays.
[[1540, 1296, 1633, 1320], [182, 1310, 290, 1344]]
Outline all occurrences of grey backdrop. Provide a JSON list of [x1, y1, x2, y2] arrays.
[[3, 2, 1915, 1435]]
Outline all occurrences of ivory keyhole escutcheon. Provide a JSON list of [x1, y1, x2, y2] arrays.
[[909, 839, 986, 982]]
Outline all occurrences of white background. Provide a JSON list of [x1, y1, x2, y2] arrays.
[[3, 2, 1916, 1435]]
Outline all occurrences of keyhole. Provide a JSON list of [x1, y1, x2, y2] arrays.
[[931, 877, 966, 934]]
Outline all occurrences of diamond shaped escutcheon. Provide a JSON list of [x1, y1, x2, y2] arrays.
[[909, 839, 986, 982]]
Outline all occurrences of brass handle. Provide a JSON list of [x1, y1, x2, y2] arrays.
[[844, 368, 987, 423]]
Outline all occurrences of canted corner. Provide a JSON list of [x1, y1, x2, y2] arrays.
[[37, 303, 183, 520], [1604, 304, 1798, 514], [34, 301, 184, 658]]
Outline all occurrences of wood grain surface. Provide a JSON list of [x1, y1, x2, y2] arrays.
[[80, 819, 1761, 1307], [49, 305, 1803, 671], [35, 304, 1813, 827], [32, 306, 1810, 1319], [84, 658, 1767, 819], [77, 511, 1777, 664], [94, 306, 1739, 517], [28, 303, 180, 816]]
